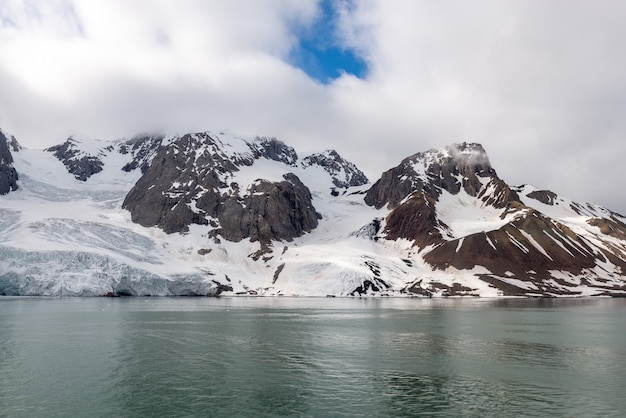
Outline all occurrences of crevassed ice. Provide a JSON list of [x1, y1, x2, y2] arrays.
[[0, 246, 219, 296]]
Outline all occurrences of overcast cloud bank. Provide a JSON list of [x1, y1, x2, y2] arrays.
[[1, 0, 625, 213]]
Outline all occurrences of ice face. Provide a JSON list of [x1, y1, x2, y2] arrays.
[[0, 246, 221, 296]]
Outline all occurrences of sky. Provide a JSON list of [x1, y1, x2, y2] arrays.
[[1, 0, 626, 214]]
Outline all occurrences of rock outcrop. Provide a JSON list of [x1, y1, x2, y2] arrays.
[[218, 173, 321, 243], [119, 134, 165, 173], [47, 138, 105, 181], [249, 136, 298, 166], [365, 143, 497, 209], [302, 149, 368, 189], [123, 132, 321, 242], [47, 134, 165, 181], [0, 130, 19, 195]]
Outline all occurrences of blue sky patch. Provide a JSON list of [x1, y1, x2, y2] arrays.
[[289, 0, 367, 84]]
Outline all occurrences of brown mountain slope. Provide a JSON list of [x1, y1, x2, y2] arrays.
[[367, 142, 626, 296]]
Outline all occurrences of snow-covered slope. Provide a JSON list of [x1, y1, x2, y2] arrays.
[[1, 131, 625, 297]]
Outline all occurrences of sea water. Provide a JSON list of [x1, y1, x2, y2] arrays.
[[1, 297, 625, 417]]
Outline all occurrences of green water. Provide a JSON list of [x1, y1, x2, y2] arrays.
[[0, 297, 625, 417]]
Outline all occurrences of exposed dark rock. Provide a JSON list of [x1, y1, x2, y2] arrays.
[[349, 277, 390, 296], [365, 142, 496, 210], [386, 183, 515, 248], [121, 134, 164, 173], [47, 138, 104, 181], [428, 282, 478, 297], [363, 259, 383, 278], [249, 136, 298, 166], [526, 189, 558, 205], [384, 192, 443, 248], [101, 292, 120, 297], [364, 157, 424, 210], [0, 130, 19, 195], [4, 130, 626, 297], [371, 143, 516, 249], [478, 178, 521, 209], [401, 280, 433, 297], [212, 281, 234, 294], [123, 135, 221, 233], [351, 218, 382, 240], [425, 210, 598, 276], [46, 134, 164, 181], [302, 149, 369, 188], [217, 173, 321, 243], [273, 263, 285, 284], [588, 216, 626, 240], [123, 132, 321, 243], [350, 280, 380, 296], [7, 135, 20, 152]]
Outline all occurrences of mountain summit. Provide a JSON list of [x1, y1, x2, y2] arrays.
[[365, 142, 626, 296], [0, 131, 625, 297]]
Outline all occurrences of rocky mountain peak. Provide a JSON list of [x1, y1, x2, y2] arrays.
[[46, 134, 165, 181], [412, 142, 494, 187], [0, 129, 21, 154], [46, 137, 107, 181], [120, 134, 165, 173], [302, 149, 369, 190], [122, 131, 322, 242], [249, 136, 298, 166], [365, 142, 498, 210], [443, 142, 492, 178], [360, 141, 626, 296], [0, 131, 15, 166], [0, 129, 19, 195]]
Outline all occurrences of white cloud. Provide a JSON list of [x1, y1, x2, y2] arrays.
[[1, 0, 626, 214]]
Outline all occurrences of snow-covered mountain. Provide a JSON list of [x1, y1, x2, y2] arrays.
[[1, 129, 625, 297]]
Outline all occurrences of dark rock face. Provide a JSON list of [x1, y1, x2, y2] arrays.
[[424, 210, 599, 280], [47, 138, 104, 181], [383, 192, 442, 248], [123, 132, 321, 242], [302, 150, 369, 189], [365, 143, 496, 210], [364, 160, 425, 210], [526, 189, 558, 205], [123, 133, 226, 233], [367, 143, 511, 247], [0, 130, 19, 195], [249, 137, 298, 166], [47, 134, 164, 181], [120, 134, 165, 173], [218, 173, 321, 242]]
